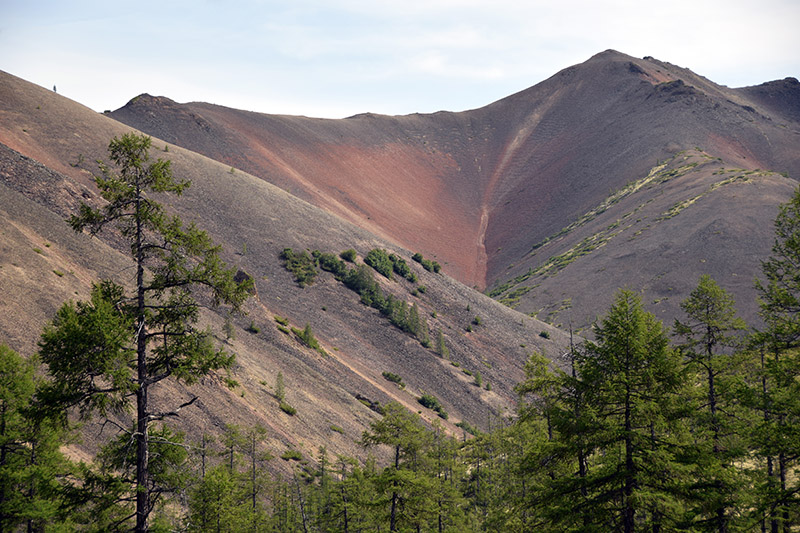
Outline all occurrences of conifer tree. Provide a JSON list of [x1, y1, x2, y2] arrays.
[[0, 345, 74, 531], [361, 402, 432, 532], [38, 133, 251, 532], [578, 290, 687, 532], [675, 275, 748, 531], [753, 185, 800, 530]]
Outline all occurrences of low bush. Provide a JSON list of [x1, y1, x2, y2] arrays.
[[382, 371, 406, 389], [280, 248, 317, 287], [418, 393, 448, 419], [412, 252, 441, 273], [314, 250, 347, 278], [279, 402, 297, 416], [365, 248, 394, 279], [281, 448, 302, 460], [340, 248, 357, 262]]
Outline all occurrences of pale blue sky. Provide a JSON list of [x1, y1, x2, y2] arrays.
[[2, 0, 798, 118]]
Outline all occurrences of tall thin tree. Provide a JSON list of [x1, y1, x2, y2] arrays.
[[39, 133, 251, 531]]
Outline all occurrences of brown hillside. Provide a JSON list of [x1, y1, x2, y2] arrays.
[[0, 70, 568, 469], [108, 50, 800, 330]]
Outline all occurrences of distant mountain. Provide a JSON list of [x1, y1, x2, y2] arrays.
[[108, 50, 800, 332], [0, 69, 567, 468]]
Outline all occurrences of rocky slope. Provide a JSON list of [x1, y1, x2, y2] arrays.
[[108, 51, 800, 331], [0, 70, 567, 469]]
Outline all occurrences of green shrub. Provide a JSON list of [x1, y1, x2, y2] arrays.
[[330, 425, 344, 434], [412, 251, 441, 273], [280, 248, 318, 287], [382, 371, 406, 389], [274, 315, 289, 326], [364, 248, 394, 279], [340, 248, 357, 262], [418, 393, 448, 419], [292, 323, 326, 356], [389, 253, 416, 282], [539, 330, 551, 339], [280, 402, 296, 416], [455, 420, 479, 436], [314, 250, 347, 277], [281, 448, 302, 460], [245, 321, 260, 334]]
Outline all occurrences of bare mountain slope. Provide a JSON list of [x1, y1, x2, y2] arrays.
[[0, 71, 568, 467], [108, 50, 800, 329]]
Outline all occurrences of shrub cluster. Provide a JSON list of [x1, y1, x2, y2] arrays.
[[412, 252, 441, 273], [313, 250, 348, 278], [381, 371, 406, 389], [280, 248, 318, 287], [339, 248, 357, 262], [364, 249, 394, 279], [280, 246, 433, 347], [418, 393, 448, 419], [364, 248, 418, 282], [342, 265, 431, 346]]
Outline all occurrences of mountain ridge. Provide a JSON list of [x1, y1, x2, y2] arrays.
[[108, 50, 800, 331]]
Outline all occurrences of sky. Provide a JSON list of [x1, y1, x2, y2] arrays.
[[2, 0, 798, 119]]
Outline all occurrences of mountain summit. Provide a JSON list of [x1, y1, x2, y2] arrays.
[[109, 50, 800, 330]]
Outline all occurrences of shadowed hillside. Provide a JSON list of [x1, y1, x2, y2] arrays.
[[0, 70, 568, 469], [108, 50, 800, 330]]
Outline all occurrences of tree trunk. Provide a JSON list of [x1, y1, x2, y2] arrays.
[[624, 377, 635, 533], [135, 185, 150, 533]]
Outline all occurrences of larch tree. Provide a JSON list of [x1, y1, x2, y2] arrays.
[[674, 275, 748, 531], [753, 185, 800, 531], [38, 133, 252, 532], [578, 290, 688, 532]]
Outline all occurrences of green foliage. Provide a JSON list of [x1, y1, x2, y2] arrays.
[[435, 328, 449, 358], [41, 133, 250, 532], [245, 320, 260, 334], [412, 252, 441, 273], [281, 449, 302, 461], [313, 250, 348, 278], [364, 248, 394, 279], [454, 420, 479, 436], [275, 371, 285, 402], [279, 402, 297, 416], [417, 393, 448, 419], [381, 371, 406, 389], [674, 275, 749, 530], [292, 323, 326, 355], [339, 248, 357, 262], [0, 346, 75, 532], [223, 314, 235, 340], [389, 253, 416, 282], [341, 264, 430, 347], [539, 330, 550, 339], [280, 248, 318, 287]]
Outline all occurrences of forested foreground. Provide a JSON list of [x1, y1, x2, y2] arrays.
[[2, 134, 800, 531]]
